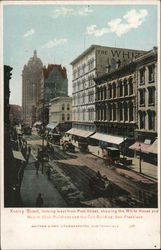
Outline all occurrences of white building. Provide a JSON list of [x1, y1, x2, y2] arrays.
[[49, 96, 72, 127], [71, 44, 145, 132]]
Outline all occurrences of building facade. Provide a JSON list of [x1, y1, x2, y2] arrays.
[[135, 47, 158, 144], [71, 45, 145, 133], [49, 96, 72, 132], [41, 64, 68, 102], [22, 50, 43, 125], [9, 105, 22, 124]]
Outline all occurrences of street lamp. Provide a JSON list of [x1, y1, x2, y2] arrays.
[[139, 143, 142, 173]]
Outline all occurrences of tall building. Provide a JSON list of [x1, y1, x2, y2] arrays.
[[22, 50, 43, 125], [71, 45, 145, 134], [41, 64, 68, 102], [37, 64, 68, 125]]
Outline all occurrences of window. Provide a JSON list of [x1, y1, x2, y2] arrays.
[[124, 79, 128, 96], [140, 68, 145, 84], [124, 102, 128, 121], [83, 109, 85, 120], [77, 67, 81, 77], [88, 58, 94, 71], [148, 64, 154, 82], [109, 84, 112, 99], [139, 89, 145, 106], [67, 104, 70, 110], [82, 93, 85, 104], [119, 80, 123, 97], [82, 64, 86, 74], [88, 109, 94, 121], [113, 82, 116, 98], [82, 78, 86, 89], [88, 91, 94, 102], [119, 103, 123, 121], [139, 112, 145, 129], [129, 102, 133, 121], [62, 104, 65, 110], [62, 113, 65, 121], [148, 111, 155, 130], [129, 78, 133, 95], [109, 105, 112, 120], [101, 88, 103, 100], [104, 86, 107, 99], [67, 114, 70, 121], [148, 87, 155, 105], [113, 103, 116, 120], [104, 106, 106, 120]]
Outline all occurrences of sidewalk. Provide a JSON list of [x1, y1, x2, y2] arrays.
[[20, 153, 67, 207], [63, 136, 158, 181]]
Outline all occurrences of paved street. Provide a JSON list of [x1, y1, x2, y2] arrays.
[[19, 132, 158, 208]]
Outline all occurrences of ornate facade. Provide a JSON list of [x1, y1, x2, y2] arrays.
[[71, 44, 144, 133], [135, 47, 158, 143]]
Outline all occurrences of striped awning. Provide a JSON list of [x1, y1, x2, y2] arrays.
[[90, 132, 125, 145], [46, 123, 58, 129], [12, 150, 26, 161], [66, 128, 94, 138], [129, 142, 151, 154]]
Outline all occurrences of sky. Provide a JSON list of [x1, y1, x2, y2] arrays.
[[3, 2, 158, 106]]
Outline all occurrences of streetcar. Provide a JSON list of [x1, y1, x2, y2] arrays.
[[102, 147, 120, 164]]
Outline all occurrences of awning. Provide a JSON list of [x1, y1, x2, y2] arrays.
[[33, 121, 42, 126], [66, 128, 94, 138], [46, 123, 58, 129], [12, 150, 26, 161], [129, 142, 151, 154], [90, 132, 125, 145], [146, 139, 158, 154]]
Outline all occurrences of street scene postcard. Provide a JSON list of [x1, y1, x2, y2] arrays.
[[1, 0, 160, 249]]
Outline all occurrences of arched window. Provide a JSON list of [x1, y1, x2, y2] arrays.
[[113, 82, 116, 98], [129, 78, 133, 95], [148, 111, 155, 130], [62, 103, 65, 110], [113, 103, 116, 120], [139, 111, 145, 129], [119, 103, 123, 121], [67, 113, 70, 121], [129, 102, 133, 121], [104, 86, 107, 99], [124, 79, 128, 96], [124, 102, 128, 121], [109, 84, 112, 99], [119, 80, 123, 97]]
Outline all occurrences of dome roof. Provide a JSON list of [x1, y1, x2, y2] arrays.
[[26, 50, 43, 70]]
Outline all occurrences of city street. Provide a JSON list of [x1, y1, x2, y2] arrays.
[[20, 132, 158, 208]]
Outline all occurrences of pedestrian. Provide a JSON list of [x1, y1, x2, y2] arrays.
[[28, 146, 31, 156], [46, 166, 51, 180], [35, 160, 40, 175], [36, 193, 44, 207]]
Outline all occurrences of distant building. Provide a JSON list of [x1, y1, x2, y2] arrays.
[[41, 64, 68, 102], [48, 96, 72, 132], [22, 50, 43, 125], [9, 105, 22, 124], [37, 64, 68, 125], [71, 44, 145, 135]]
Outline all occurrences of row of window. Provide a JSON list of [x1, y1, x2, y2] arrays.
[[73, 58, 95, 79], [96, 79, 133, 100], [73, 74, 95, 92], [139, 111, 155, 130], [73, 91, 94, 105], [62, 113, 70, 121], [61, 103, 70, 111], [139, 87, 155, 106], [73, 109, 95, 121], [139, 64, 155, 84], [96, 102, 134, 122]]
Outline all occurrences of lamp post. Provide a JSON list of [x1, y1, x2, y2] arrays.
[[41, 99, 45, 174], [139, 143, 142, 173]]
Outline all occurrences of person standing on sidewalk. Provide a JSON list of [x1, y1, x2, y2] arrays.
[[36, 193, 44, 207], [35, 160, 40, 175], [46, 166, 51, 180]]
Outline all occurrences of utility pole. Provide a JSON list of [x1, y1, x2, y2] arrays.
[[41, 99, 45, 174], [139, 143, 142, 173]]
